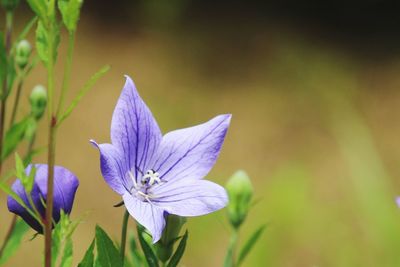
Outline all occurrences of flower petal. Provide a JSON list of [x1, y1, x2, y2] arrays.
[[7, 178, 44, 232], [151, 114, 231, 182], [34, 164, 79, 222], [151, 179, 228, 216], [111, 76, 162, 180], [123, 193, 165, 243], [91, 140, 129, 195]]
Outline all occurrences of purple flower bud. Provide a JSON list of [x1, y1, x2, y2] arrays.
[[7, 164, 79, 233]]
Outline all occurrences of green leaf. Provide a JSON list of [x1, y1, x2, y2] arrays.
[[95, 225, 123, 267], [2, 117, 30, 161], [26, 0, 47, 22], [0, 218, 30, 265], [129, 233, 143, 267], [58, 64, 110, 126], [35, 20, 60, 66], [58, 0, 83, 32], [14, 153, 25, 178], [60, 238, 73, 267], [137, 225, 159, 267], [52, 218, 63, 267], [78, 239, 95, 267], [166, 230, 188, 267], [236, 224, 266, 267]]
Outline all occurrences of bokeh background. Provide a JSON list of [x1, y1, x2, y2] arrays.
[[2, 0, 400, 266]]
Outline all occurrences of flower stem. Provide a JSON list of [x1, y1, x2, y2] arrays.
[[0, 11, 13, 175], [44, 1, 57, 264], [120, 210, 129, 264], [223, 228, 239, 267], [44, 116, 56, 267]]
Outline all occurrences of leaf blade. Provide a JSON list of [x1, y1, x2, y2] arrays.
[[58, 64, 110, 126], [0, 218, 30, 265], [237, 224, 267, 266], [78, 239, 95, 267], [166, 230, 188, 267], [137, 225, 159, 267], [95, 225, 123, 267]]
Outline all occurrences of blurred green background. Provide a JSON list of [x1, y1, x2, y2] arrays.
[[2, 1, 400, 266]]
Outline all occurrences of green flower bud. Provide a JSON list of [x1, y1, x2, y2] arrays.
[[226, 170, 253, 229], [15, 40, 32, 69], [1, 0, 20, 11], [155, 215, 187, 262], [29, 85, 47, 120]]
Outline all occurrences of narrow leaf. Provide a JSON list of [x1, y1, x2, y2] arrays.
[[237, 224, 266, 266], [60, 238, 73, 267], [14, 153, 25, 179], [129, 233, 143, 267], [166, 230, 188, 267], [137, 225, 159, 267], [35, 21, 48, 64], [26, 0, 48, 21], [58, 64, 110, 125], [95, 225, 123, 267], [78, 239, 95, 267], [2, 117, 30, 161], [58, 0, 83, 32], [0, 219, 30, 265]]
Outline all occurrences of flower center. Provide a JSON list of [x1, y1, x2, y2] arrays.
[[128, 169, 162, 203]]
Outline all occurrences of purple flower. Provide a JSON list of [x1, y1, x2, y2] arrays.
[[396, 197, 400, 208], [91, 76, 231, 243], [7, 164, 79, 233]]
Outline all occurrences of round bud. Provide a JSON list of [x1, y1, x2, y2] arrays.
[[226, 170, 253, 229], [15, 40, 32, 69], [29, 85, 47, 120]]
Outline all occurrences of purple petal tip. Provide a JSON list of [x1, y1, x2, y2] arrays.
[[89, 139, 99, 148]]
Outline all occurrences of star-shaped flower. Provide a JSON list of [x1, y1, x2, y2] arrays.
[[91, 76, 231, 243]]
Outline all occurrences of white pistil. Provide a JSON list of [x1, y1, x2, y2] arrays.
[[128, 169, 162, 203]]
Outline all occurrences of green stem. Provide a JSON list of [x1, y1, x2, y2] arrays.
[[44, 1, 56, 265], [120, 210, 129, 264], [224, 228, 239, 267], [9, 75, 24, 127], [0, 11, 13, 175], [56, 32, 75, 119]]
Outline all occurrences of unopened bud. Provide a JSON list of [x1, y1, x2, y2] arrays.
[[226, 170, 253, 229], [155, 215, 186, 262], [29, 85, 47, 120], [1, 0, 20, 11], [15, 40, 31, 69]]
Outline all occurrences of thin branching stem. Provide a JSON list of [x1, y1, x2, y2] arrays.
[[56, 32, 75, 119]]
